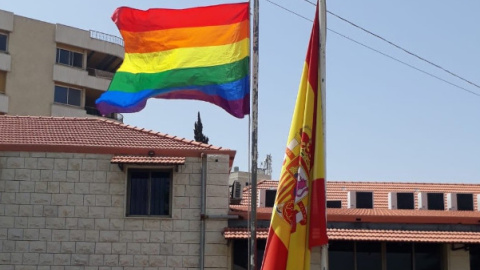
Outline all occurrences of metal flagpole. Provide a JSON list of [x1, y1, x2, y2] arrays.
[[318, 0, 328, 269], [249, 0, 260, 269]]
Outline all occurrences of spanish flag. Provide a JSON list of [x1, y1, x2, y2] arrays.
[[96, 3, 250, 118], [261, 2, 328, 270]]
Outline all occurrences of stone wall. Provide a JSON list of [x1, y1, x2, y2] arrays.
[[0, 151, 231, 270]]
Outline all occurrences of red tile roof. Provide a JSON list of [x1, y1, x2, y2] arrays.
[[234, 180, 480, 224], [111, 155, 186, 165], [223, 227, 480, 243], [0, 116, 235, 161]]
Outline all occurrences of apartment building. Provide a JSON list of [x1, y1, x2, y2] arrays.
[[0, 9, 123, 120]]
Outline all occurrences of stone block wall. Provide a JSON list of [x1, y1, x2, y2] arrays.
[[0, 151, 231, 270]]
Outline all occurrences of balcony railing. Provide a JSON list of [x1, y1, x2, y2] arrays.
[[89, 30, 124, 47], [85, 106, 123, 122], [87, 68, 114, 80]]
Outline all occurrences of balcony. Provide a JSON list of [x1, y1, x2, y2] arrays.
[[87, 68, 114, 80], [0, 52, 11, 72], [0, 93, 8, 113], [53, 64, 111, 91]]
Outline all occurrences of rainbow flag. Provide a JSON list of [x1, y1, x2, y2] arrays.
[[261, 3, 328, 270], [96, 3, 250, 118]]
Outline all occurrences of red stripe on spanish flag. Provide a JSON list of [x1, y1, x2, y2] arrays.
[[261, 2, 327, 270]]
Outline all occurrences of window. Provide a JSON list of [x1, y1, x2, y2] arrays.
[[386, 242, 444, 270], [427, 193, 444, 210], [397, 192, 414, 209], [329, 241, 355, 270], [414, 243, 443, 270], [265, 190, 276, 207], [470, 244, 480, 269], [127, 170, 171, 216], [54, 85, 81, 106], [0, 33, 7, 52], [457, 193, 473, 211], [386, 242, 413, 270], [56, 48, 83, 68], [0, 71, 6, 94], [329, 241, 381, 270], [327, 200, 342, 208], [356, 192, 373, 209]]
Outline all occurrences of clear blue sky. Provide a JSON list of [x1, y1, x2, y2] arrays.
[[4, 0, 479, 183]]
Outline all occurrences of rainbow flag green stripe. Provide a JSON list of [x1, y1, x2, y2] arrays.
[[109, 57, 249, 93], [96, 3, 250, 118]]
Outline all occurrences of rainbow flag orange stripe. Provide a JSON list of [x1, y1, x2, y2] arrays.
[[96, 3, 250, 118], [261, 3, 328, 270]]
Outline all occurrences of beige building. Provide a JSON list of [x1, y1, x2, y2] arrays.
[[0, 115, 235, 269], [0, 9, 123, 120]]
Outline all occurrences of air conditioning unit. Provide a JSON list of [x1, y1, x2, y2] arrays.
[[231, 181, 242, 199]]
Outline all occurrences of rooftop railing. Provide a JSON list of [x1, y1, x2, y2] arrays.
[[89, 30, 124, 47]]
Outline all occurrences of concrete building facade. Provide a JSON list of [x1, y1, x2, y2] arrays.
[[0, 9, 123, 120]]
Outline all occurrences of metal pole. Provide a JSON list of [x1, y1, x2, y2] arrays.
[[249, 0, 260, 269], [318, 0, 328, 269]]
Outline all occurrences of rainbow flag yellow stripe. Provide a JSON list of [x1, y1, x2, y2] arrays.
[[96, 3, 250, 118]]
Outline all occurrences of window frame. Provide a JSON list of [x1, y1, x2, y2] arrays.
[[126, 168, 173, 217], [397, 192, 415, 210], [356, 191, 373, 209], [427, 193, 445, 210], [327, 200, 342, 208], [457, 193, 474, 211], [0, 32, 7, 53], [54, 85, 82, 107], [55, 48, 84, 69]]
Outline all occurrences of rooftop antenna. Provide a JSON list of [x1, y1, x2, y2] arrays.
[[260, 154, 272, 176]]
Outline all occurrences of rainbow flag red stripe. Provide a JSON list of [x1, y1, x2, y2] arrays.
[[261, 3, 328, 270], [96, 3, 250, 118]]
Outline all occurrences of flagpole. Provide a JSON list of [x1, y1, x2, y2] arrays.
[[318, 0, 328, 269], [249, 0, 260, 269]]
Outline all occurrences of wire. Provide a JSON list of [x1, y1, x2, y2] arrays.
[[263, 0, 480, 97], [303, 0, 480, 91], [328, 29, 480, 97]]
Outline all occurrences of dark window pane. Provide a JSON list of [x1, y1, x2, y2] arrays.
[[457, 193, 473, 211], [414, 243, 442, 270], [129, 171, 149, 215], [68, 88, 81, 106], [57, 49, 70, 65], [265, 190, 276, 207], [356, 241, 382, 270], [327, 200, 342, 208], [470, 244, 480, 269], [356, 192, 373, 209], [329, 241, 354, 270], [54, 86, 68, 104], [427, 193, 444, 210], [397, 193, 414, 209], [73, 52, 83, 68], [150, 172, 170, 215], [386, 242, 413, 270], [0, 34, 7, 52]]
